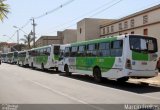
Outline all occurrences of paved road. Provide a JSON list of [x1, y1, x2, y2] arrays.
[[0, 63, 160, 106]]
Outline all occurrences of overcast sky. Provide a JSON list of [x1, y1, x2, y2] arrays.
[[1, 0, 160, 43]]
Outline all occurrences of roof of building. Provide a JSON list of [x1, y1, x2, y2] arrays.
[[100, 4, 160, 27], [78, 18, 116, 25], [0, 42, 17, 46], [36, 36, 61, 41]]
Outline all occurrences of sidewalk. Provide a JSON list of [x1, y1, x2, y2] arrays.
[[129, 73, 160, 86]]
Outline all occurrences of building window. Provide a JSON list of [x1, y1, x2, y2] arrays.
[[107, 26, 110, 33], [119, 23, 122, 30], [111, 25, 114, 33], [124, 21, 128, 29], [144, 28, 148, 35], [143, 15, 148, 24], [102, 27, 105, 35], [130, 19, 134, 28], [80, 28, 82, 34], [131, 31, 134, 34], [119, 33, 122, 35]]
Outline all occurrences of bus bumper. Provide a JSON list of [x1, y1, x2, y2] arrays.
[[126, 69, 158, 78]]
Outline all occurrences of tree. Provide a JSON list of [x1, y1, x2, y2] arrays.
[[0, 0, 9, 21], [20, 34, 34, 49]]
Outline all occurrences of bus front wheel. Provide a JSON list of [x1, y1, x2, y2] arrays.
[[41, 63, 45, 71], [93, 67, 102, 83], [65, 65, 71, 76], [31, 62, 34, 69]]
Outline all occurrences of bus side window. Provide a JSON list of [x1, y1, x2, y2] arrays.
[[98, 42, 110, 57], [110, 40, 123, 57], [34, 50, 37, 56], [43, 48, 47, 55], [71, 46, 78, 57], [78, 45, 86, 57], [46, 47, 51, 56], [54, 46, 60, 55], [64, 47, 70, 57], [87, 44, 97, 57], [40, 49, 44, 56]]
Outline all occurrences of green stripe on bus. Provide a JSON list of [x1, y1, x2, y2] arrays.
[[34, 55, 48, 64], [76, 57, 115, 72], [132, 51, 148, 61]]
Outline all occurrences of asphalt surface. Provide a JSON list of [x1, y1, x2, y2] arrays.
[[0, 63, 160, 109]]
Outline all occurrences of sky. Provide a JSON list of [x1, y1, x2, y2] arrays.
[[1, 0, 160, 43]]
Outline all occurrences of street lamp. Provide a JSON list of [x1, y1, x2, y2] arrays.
[[13, 26, 27, 34], [13, 26, 20, 44]]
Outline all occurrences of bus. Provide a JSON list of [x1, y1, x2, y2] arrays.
[[0, 53, 8, 63], [28, 44, 60, 71], [58, 34, 158, 82], [18, 51, 29, 66], [7, 51, 18, 64], [58, 44, 70, 72]]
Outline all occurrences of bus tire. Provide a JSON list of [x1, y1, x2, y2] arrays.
[[93, 67, 102, 83], [117, 77, 129, 82], [41, 63, 45, 71], [55, 67, 58, 72], [31, 62, 34, 69], [65, 65, 71, 76]]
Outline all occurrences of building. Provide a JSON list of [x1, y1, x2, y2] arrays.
[[100, 4, 160, 52], [0, 42, 17, 53], [62, 29, 77, 44], [77, 18, 115, 42], [35, 35, 62, 47]]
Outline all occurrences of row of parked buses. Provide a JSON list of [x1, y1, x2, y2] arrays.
[[0, 34, 159, 82], [0, 51, 18, 64]]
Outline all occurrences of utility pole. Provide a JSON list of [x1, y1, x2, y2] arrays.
[[17, 30, 19, 44], [31, 18, 36, 48]]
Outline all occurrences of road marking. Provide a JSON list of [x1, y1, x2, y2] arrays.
[[28, 80, 105, 110], [5, 63, 160, 103]]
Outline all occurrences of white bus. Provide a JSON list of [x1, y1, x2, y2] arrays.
[[58, 44, 70, 72], [28, 44, 60, 71], [7, 51, 18, 64], [0, 53, 8, 63], [18, 50, 29, 67], [58, 34, 158, 82]]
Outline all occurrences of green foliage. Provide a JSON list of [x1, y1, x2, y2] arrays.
[[0, 0, 9, 21]]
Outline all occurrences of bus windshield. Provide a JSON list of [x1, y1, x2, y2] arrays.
[[54, 46, 60, 55], [129, 35, 157, 53]]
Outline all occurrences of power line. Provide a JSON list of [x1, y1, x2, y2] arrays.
[[5, 0, 75, 46], [20, 20, 31, 29], [44, 0, 118, 33], [44, 0, 124, 35], [6, 31, 17, 42], [89, 0, 123, 17], [34, 0, 75, 19]]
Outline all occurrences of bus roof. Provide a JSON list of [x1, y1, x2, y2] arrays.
[[31, 44, 60, 50], [71, 35, 126, 46]]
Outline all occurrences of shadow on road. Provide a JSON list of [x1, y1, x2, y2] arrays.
[[13, 64, 160, 94], [27, 67, 61, 74], [62, 74, 160, 94]]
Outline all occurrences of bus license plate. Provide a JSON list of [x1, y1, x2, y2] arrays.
[[141, 62, 147, 65]]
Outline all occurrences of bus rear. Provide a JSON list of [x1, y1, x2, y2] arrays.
[[124, 35, 158, 78]]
